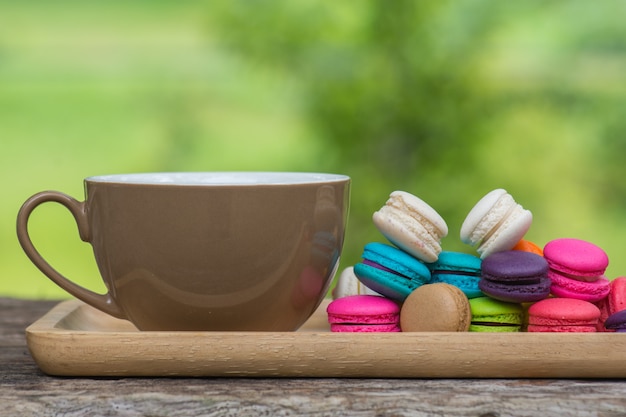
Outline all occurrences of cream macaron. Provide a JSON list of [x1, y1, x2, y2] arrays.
[[373, 191, 448, 263], [460, 189, 532, 259]]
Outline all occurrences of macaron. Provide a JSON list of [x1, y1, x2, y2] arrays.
[[596, 277, 626, 331], [543, 238, 609, 281], [608, 277, 626, 314], [427, 251, 483, 299], [326, 295, 401, 332], [372, 191, 448, 263], [468, 296, 523, 332], [512, 239, 543, 256], [604, 309, 626, 333], [353, 242, 431, 302], [400, 283, 471, 332], [543, 238, 610, 302], [479, 250, 551, 303], [460, 189, 533, 259], [527, 298, 601, 332], [332, 266, 381, 299]]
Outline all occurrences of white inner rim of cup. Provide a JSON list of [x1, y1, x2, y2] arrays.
[[87, 172, 349, 185]]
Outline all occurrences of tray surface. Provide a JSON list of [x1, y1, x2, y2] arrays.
[[26, 299, 626, 378]]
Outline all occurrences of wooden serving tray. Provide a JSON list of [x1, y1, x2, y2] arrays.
[[26, 299, 626, 378]]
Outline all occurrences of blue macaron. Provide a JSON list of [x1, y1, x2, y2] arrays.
[[353, 242, 431, 302], [427, 251, 483, 298]]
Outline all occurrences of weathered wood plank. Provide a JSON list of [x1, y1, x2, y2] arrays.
[[3, 298, 626, 416]]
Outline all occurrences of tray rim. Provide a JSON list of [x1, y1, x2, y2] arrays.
[[26, 299, 626, 378]]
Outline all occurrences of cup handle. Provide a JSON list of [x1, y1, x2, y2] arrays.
[[16, 191, 125, 319]]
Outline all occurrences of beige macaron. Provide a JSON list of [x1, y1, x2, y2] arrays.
[[373, 191, 448, 263], [400, 283, 471, 332]]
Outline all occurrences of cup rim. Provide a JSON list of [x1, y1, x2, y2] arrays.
[[86, 172, 350, 186]]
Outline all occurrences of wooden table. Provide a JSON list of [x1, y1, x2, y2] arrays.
[[3, 297, 626, 416]]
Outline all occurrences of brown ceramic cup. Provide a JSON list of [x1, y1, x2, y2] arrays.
[[17, 172, 350, 331]]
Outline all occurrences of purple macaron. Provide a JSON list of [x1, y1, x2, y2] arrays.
[[604, 309, 626, 333], [479, 250, 551, 303]]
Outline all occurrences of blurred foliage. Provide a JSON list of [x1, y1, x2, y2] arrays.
[[207, 0, 492, 174], [3, 1, 626, 297], [205, 0, 626, 268]]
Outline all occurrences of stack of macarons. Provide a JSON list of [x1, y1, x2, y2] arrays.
[[327, 187, 626, 333]]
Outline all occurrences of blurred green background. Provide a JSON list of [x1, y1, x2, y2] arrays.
[[3, 0, 626, 299]]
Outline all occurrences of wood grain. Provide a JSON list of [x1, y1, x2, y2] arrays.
[[4, 298, 626, 416]]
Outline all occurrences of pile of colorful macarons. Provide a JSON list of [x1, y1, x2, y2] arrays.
[[327, 189, 626, 333]]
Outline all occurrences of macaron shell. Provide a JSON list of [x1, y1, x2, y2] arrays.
[[478, 206, 532, 259], [400, 283, 471, 332], [527, 324, 598, 333], [512, 239, 544, 256], [543, 238, 609, 278], [383, 191, 448, 236], [481, 251, 549, 283], [604, 309, 626, 331], [332, 266, 380, 299], [330, 323, 401, 332], [326, 295, 400, 332], [428, 251, 482, 274], [549, 272, 610, 302], [597, 277, 626, 331], [479, 276, 551, 303], [430, 274, 483, 299], [360, 242, 431, 282], [354, 242, 431, 301], [527, 298, 600, 332], [354, 262, 419, 301], [460, 189, 532, 259], [469, 323, 521, 333], [469, 296, 523, 326], [373, 212, 440, 263], [373, 191, 447, 263], [460, 189, 507, 242], [608, 277, 626, 313], [428, 251, 483, 298]]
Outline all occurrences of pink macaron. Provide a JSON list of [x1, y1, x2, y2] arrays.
[[326, 295, 401, 332], [527, 298, 601, 332], [608, 277, 626, 313], [543, 238, 610, 302], [597, 277, 626, 331]]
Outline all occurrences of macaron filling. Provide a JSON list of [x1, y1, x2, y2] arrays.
[[470, 319, 521, 331], [471, 321, 518, 327], [548, 268, 602, 283], [362, 259, 411, 279], [327, 313, 400, 325], [383, 191, 448, 241], [543, 238, 609, 280], [432, 269, 480, 278], [549, 272, 610, 302], [602, 309, 626, 331], [327, 295, 401, 332], [527, 298, 601, 332], [461, 189, 532, 259], [475, 201, 518, 249], [373, 191, 448, 263], [469, 297, 523, 332]]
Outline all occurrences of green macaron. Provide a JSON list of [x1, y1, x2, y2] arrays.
[[469, 296, 523, 332]]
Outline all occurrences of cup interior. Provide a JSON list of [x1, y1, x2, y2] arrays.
[[87, 172, 349, 186]]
